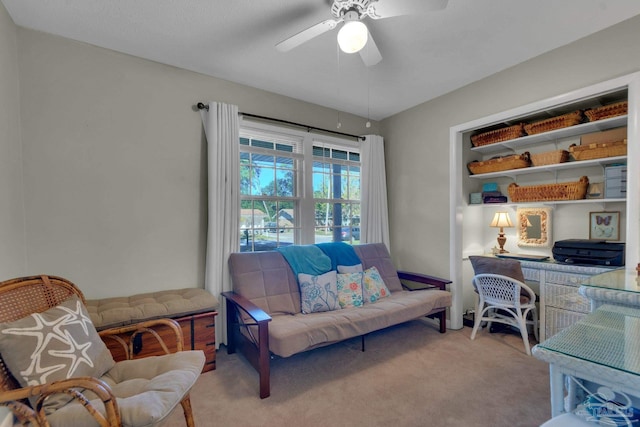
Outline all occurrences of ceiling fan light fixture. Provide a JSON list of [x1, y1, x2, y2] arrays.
[[337, 20, 368, 53]]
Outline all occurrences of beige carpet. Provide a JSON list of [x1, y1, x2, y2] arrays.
[[163, 320, 551, 427]]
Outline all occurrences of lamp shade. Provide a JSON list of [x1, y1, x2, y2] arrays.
[[490, 212, 513, 228], [337, 20, 368, 53]]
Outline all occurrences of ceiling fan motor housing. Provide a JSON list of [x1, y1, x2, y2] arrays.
[[331, 0, 372, 19]]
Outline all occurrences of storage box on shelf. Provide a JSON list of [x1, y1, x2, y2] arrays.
[[605, 164, 627, 199], [581, 126, 627, 145]]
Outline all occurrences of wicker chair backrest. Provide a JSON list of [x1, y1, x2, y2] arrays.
[[0, 275, 85, 394]]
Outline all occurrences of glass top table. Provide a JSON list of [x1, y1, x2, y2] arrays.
[[579, 268, 640, 309], [537, 304, 640, 375], [533, 304, 640, 416]]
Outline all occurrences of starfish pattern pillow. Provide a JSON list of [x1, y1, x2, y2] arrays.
[[0, 295, 115, 412]]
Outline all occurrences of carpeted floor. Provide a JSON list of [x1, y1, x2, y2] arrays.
[[163, 320, 551, 427]]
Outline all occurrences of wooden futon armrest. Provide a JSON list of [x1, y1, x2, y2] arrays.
[[397, 270, 452, 291], [221, 291, 272, 399]]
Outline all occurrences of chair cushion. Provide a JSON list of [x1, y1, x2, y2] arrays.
[[85, 288, 219, 330], [469, 256, 531, 299], [47, 350, 205, 427], [468, 256, 525, 282], [0, 295, 115, 412]]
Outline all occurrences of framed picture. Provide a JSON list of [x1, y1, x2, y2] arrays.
[[517, 207, 552, 247], [589, 211, 620, 241]]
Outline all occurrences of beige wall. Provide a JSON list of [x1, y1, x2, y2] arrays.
[[382, 15, 640, 286], [5, 5, 640, 302], [14, 27, 378, 299], [0, 3, 26, 279]]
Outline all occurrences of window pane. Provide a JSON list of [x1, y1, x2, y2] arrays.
[[241, 131, 359, 252]]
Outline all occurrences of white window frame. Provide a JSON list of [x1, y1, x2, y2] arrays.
[[239, 117, 360, 248]]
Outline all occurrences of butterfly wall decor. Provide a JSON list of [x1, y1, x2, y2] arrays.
[[590, 211, 620, 241]]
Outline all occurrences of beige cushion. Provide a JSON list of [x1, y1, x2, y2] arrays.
[[268, 289, 452, 357], [228, 251, 301, 315], [86, 288, 218, 330], [0, 295, 115, 412], [352, 244, 404, 292], [47, 350, 205, 427]]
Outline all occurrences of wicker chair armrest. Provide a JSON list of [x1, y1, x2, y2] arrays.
[[0, 376, 120, 427], [99, 318, 184, 359], [397, 271, 452, 291]]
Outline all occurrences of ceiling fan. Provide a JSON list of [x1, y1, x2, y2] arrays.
[[275, 0, 448, 67]]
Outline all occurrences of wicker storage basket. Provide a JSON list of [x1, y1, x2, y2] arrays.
[[585, 101, 627, 122], [467, 152, 530, 175], [470, 123, 525, 147], [507, 176, 589, 202], [569, 139, 627, 161], [529, 150, 569, 167], [524, 110, 584, 135]]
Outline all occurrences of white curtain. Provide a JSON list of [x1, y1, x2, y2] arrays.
[[200, 102, 240, 347], [360, 134, 390, 249]]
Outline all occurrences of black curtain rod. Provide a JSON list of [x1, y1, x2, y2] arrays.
[[196, 102, 364, 141]]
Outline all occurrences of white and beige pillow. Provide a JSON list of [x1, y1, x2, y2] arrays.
[[0, 295, 115, 412], [298, 270, 340, 314]]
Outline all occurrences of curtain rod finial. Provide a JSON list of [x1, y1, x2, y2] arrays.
[[197, 102, 209, 111]]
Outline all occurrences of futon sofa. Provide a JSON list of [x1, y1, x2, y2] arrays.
[[223, 243, 452, 398]]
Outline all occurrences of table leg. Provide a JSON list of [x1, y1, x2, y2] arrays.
[[549, 365, 565, 417]]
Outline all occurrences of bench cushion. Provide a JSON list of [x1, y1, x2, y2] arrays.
[[86, 288, 218, 330]]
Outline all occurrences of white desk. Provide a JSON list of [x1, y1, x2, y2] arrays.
[[532, 304, 640, 417]]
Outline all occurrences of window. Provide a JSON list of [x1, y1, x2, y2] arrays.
[[239, 120, 360, 252]]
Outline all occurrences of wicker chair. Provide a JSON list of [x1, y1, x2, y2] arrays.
[[0, 275, 204, 426], [470, 273, 539, 356]]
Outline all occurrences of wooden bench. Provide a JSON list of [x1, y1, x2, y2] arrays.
[[85, 288, 218, 372]]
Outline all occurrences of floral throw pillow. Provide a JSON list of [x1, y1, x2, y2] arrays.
[[337, 272, 364, 309], [298, 271, 340, 314], [362, 266, 391, 303]]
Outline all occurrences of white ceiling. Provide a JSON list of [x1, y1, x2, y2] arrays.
[[4, 0, 640, 121]]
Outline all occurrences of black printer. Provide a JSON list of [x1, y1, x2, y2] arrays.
[[552, 239, 625, 266]]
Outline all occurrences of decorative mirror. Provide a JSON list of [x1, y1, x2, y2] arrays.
[[517, 207, 552, 247]]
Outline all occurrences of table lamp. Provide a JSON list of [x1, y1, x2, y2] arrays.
[[490, 212, 513, 254]]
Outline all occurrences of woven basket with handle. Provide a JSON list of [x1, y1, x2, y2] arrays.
[[467, 152, 530, 174], [524, 110, 584, 135], [508, 176, 589, 202], [569, 140, 627, 161]]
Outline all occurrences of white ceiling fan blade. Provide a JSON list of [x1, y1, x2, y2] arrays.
[[367, 0, 448, 19], [359, 31, 382, 67], [276, 19, 341, 52]]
